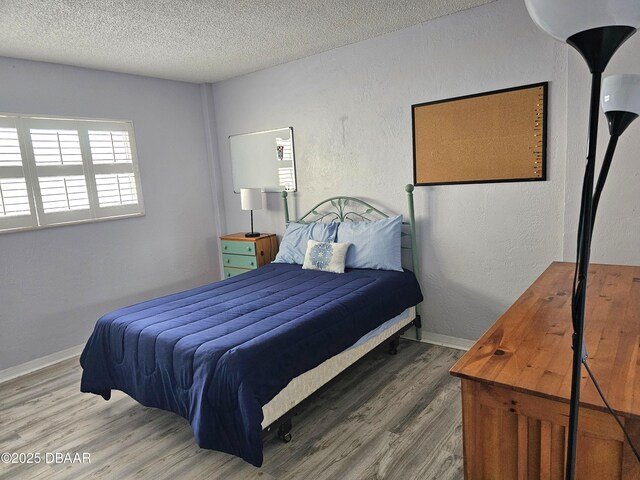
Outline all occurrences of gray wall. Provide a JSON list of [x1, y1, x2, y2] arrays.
[[563, 36, 640, 265], [0, 58, 221, 370], [4, 0, 640, 370], [211, 0, 568, 341]]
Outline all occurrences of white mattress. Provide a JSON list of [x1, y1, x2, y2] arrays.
[[261, 307, 416, 429]]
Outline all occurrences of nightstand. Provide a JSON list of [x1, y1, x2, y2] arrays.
[[219, 233, 278, 278]]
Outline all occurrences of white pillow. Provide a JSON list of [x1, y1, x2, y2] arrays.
[[302, 240, 350, 274]]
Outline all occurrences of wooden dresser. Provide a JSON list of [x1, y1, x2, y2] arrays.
[[219, 233, 278, 278], [450, 262, 640, 479]]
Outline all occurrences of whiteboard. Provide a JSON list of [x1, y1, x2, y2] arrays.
[[230, 127, 296, 193]]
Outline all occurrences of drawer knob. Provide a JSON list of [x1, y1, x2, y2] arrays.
[[226, 259, 230, 263], [250, 261, 254, 266], [227, 272, 231, 277], [223, 245, 228, 250], [247, 247, 251, 251]]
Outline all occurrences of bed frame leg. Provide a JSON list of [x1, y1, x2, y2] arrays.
[[277, 417, 292, 443], [413, 315, 422, 341], [388, 337, 400, 355]]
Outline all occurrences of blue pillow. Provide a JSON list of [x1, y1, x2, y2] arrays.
[[273, 222, 339, 265], [336, 215, 403, 271]]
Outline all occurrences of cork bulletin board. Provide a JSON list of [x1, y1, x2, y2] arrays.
[[412, 82, 547, 186]]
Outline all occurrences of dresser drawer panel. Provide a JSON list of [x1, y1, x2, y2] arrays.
[[222, 253, 258, 269], [221, 240, 256, 256], [224, 267, 249, 278]]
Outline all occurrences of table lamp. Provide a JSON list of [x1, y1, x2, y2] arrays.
[[240, 188, 263, 238]]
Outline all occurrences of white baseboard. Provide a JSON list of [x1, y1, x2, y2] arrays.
[[403, 331, 475, 351], [0, 344, 84, 385]]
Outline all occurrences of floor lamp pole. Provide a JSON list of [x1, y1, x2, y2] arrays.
[[565, 71, 601, 480]]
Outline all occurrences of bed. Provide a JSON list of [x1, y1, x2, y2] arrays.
[[80, 185, 423, 467]]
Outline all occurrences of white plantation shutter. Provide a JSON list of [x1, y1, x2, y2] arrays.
[[95, 173, 138, 207], [38, 176, 90, 213], [0, 178, 30, 216], [0, 117, 37, 231], [0, 127, 23, 168], [0, 113, 144, 233], [25, 118, 93, 225], [88, 129, 142, 215], [31, 129, 83, 166], [27, 123, 90, 223], [88, 130, 132, 164]]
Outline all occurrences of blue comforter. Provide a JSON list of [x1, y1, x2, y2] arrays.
[[80, 263, 422, 466]]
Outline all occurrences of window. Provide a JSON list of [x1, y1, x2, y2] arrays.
[[0, 114, 144, 233]]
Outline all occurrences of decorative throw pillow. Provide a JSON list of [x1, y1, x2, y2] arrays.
[[336, 215, 403, 271], [273, 222, 339, 265], [302, 240, 350, 274]]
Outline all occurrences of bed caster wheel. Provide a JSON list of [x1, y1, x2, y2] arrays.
[[388, 337, 399, 355], [277, 419, 292, 443]]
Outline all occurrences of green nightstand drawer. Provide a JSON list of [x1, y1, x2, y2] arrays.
[[221, 240, 256, 256], [224, 267, 249, 278], [222, 253, 258, 269]]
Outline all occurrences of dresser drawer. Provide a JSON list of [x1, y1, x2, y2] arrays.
[[223, 267, 248, 278], [222, 253, 258, 269], [221, 240, 256, 256]]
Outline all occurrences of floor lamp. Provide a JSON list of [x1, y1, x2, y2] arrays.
[[524, 2, 640, 479]]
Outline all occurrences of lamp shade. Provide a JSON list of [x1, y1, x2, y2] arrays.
[[524, 0, 640, 42], [602, 74, 640, 114], [240, 188, 263, 211]]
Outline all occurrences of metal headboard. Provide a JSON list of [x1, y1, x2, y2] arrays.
[[280, 184, 422, 340]]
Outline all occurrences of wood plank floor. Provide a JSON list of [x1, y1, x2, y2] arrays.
[[0, 341, 463, 480]]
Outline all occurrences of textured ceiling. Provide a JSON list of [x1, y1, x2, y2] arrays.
[[0, 0, 494, 84]]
